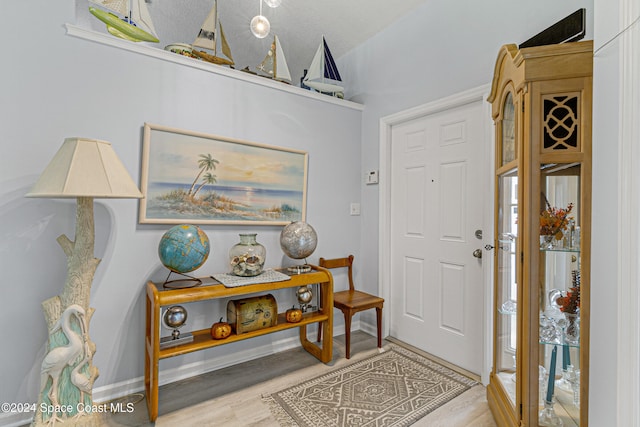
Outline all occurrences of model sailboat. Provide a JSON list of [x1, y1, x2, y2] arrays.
[[257, 35, 292, 83], [89, 0, 159, 43], [191, 0, 234, 66], [303, 36, 343, 95]]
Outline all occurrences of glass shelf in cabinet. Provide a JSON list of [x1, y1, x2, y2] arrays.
[[539, 338, 580, 348], [540, 247, 580, 254]]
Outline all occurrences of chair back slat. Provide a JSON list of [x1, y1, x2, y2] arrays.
[[319, 255, 355, 291]]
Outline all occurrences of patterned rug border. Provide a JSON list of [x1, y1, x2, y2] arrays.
[[262, 344, 477, 427]]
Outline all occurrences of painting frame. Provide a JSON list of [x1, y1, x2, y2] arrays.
[[139, 123, 308, 225]]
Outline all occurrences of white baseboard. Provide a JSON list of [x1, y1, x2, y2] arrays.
[[0, 320, 368, 427], [1, 323, 359, 427]]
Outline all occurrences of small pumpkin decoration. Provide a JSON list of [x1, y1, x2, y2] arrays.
[[285, 305, 303, 323], [210, 317, 232, 339]]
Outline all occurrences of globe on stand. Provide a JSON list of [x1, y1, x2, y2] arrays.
[[280, 221, 318, 273], [158, 224, 210, 288]]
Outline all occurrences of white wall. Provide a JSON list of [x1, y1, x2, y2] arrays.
[[340, 0, 634, 422], [0, 0, 362, 414], [590, 1, 620, 424], [339, 0, 635, 423], [337, 0, 594, 345], [3, 0, 629, 425], [592, 0, 640, 425]]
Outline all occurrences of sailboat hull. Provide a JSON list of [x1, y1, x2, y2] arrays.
[[191, 50, 234, 66], [304, 80, 344, 93], [89, 7, 159, 43], [108, 25, 143, 42]]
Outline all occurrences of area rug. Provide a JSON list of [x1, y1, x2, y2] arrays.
[[263, 345, 477, 427]]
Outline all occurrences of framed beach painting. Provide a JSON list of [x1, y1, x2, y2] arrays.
[[139, 123, 308, 225]]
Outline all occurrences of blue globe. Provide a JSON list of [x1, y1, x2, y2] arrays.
[[158, 224, 210, 273]]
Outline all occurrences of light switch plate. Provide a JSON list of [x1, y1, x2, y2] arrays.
[[350, 203, 361, 215], [366, 170, 379, 184]]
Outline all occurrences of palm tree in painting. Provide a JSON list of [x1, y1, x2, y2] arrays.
[[193, 172, 217, 198], [188, 154, 219, 196]]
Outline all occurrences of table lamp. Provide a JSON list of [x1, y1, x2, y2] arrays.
[[26, 137, 142, 426]]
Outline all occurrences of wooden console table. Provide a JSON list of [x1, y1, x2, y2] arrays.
[[144, 266, 334, 421]]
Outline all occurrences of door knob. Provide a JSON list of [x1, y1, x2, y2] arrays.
[[473, 249, 483, 259]]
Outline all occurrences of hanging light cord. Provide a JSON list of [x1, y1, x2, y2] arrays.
[[594, 14, 640, 56]]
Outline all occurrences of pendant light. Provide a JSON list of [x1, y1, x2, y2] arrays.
[[250, 0, 270, 39]]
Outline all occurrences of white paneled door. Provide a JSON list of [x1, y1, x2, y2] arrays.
[[389, 99, 485, 375]]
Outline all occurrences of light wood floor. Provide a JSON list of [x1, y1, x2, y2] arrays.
[[96, 331, 497, 426]]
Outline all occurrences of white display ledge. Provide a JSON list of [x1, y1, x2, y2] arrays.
[[65, 24, 363, 111]]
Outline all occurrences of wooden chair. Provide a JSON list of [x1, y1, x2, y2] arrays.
[[317, 255, 384, 359]]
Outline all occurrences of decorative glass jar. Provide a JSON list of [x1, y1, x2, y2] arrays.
[[229, 233, 266, 276]]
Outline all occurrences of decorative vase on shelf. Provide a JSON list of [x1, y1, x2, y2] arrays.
[[564, 312, 580, 345], [539, 398, 563, 426], [229, 233, 266, 276], [540, 234, 555, 249]]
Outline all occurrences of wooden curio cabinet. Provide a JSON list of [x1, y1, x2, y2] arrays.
[[486, 41, 592, 427]]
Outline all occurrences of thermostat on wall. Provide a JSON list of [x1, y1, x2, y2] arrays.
[[366, 170, 379, 185]]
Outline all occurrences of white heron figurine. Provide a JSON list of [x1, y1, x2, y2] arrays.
[[39, 304, 87, 423], [69, 339, 92, 420]]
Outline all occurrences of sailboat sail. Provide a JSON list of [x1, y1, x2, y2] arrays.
[[257, 35, 292, 83], [130, 0, 157, 37], [303, 36, 343, 93], [89, 0, 159, 42], [92, 0, 128, 16], [191, 0, 234, 66], [219, 23, 234, 62], [192, 2, 216, 50]]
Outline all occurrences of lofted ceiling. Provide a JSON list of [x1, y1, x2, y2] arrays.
[[78, 0, 429, 88]]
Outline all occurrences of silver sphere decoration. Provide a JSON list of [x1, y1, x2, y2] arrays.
[[296, 285, 314, 312], [164, 306, 187, 328], [297, 286, 313, 304], [163, 306, 187, 339]]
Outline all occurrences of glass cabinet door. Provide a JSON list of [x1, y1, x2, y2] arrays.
[[537, 164, 582, 427], [493, 90, 520, 415], [495, 170, 519, 407]]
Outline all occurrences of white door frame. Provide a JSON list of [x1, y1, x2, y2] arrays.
[[378, 84, 494, 384], [614, 0, 640, 423]]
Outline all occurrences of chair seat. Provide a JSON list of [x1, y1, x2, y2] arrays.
[[334, 290, 384, 311]]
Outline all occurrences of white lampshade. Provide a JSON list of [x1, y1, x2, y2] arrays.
[[250, 14, 270, 38], [26, 137, 143, 199]]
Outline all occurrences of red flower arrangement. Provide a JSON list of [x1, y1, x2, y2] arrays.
[[540, 200, 574, 240], [557, 270, 581, 314], [556, 287, 579, 314]]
